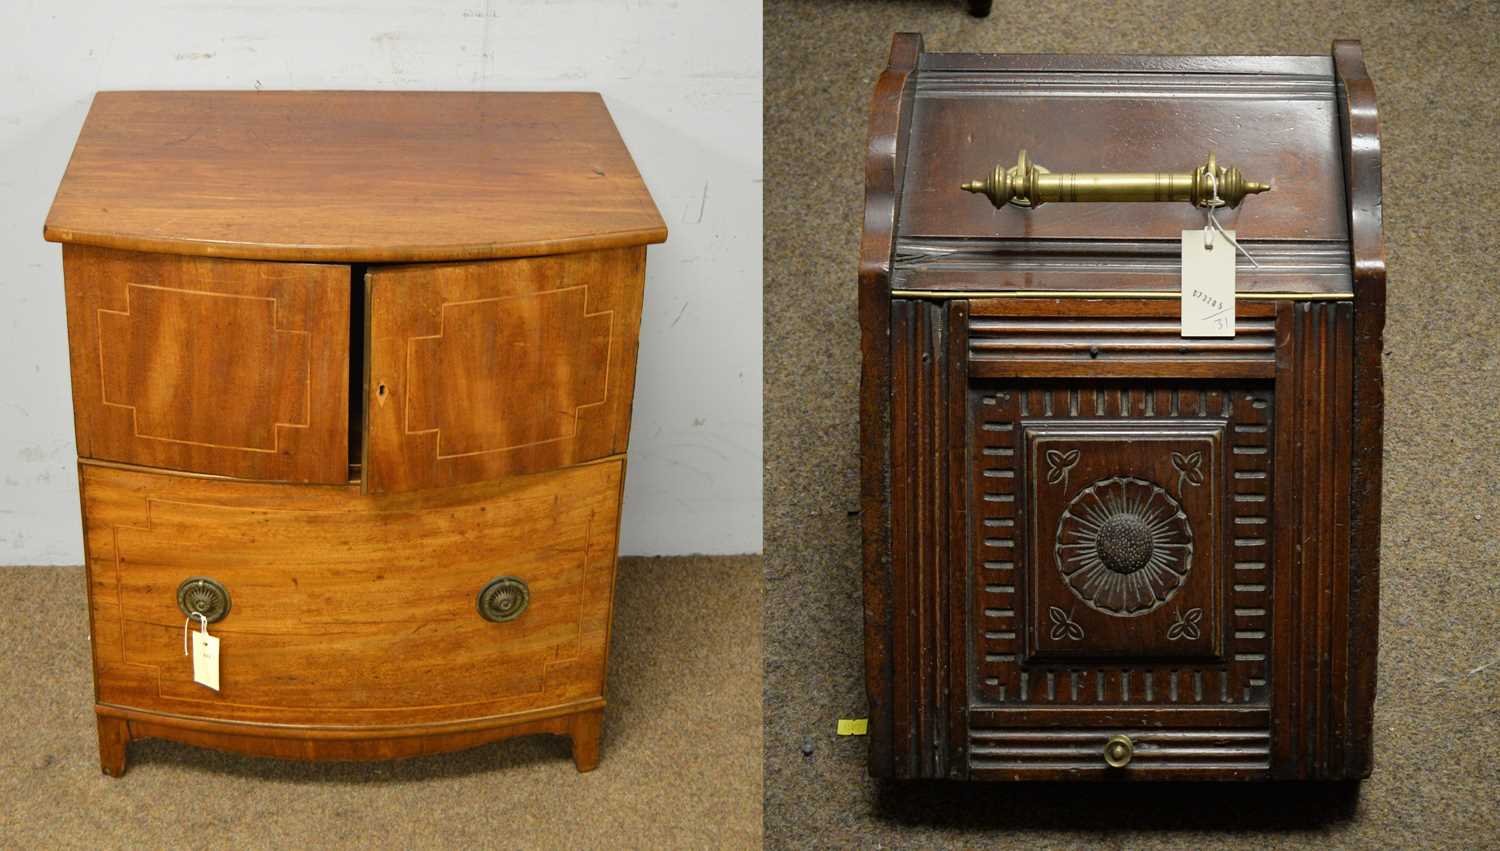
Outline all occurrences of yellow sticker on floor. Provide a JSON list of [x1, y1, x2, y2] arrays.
[[837, 718, 868, 736]]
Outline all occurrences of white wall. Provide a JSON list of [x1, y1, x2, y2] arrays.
[[0, 0, 763, 560]]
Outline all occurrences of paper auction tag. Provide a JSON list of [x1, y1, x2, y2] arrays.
[[1181, 228, 1236, 337], [837, 718, 868, 736], [192, 626, 220, 691]]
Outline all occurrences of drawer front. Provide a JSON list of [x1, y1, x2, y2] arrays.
[[62, 245, 350, 483], [81, 459, 622, 727], [364, 247, 645, 494]]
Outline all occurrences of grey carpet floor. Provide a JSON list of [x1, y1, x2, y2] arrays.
[[0, 556, 762, 849], [763, 1, 1499, 848]]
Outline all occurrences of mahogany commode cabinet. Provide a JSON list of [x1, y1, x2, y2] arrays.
[[45, 91, 665, 776], [859, 36, 1385, 780]]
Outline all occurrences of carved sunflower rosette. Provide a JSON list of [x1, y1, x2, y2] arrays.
[[1054, 476, 1193, 616], [1023, 420, 1226, 661]]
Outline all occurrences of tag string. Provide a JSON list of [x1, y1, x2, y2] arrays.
[[1203, 171, 1261, 268], [183, 612, 209, 655]]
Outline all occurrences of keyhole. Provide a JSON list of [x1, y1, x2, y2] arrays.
[[377, 383, 387, 398]]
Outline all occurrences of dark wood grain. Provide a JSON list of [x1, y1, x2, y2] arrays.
[[1020, 419, 1227, 660], [969, 705, 1269, 728], [898, 59, 1349, 244], [920, 53, 1334, 76], [859, 31, 922, 779], [967, 298, 1277, 379], [969, 728, 1271, 782], [892, 238, 1354, 295], [966, 376, 1272, 707], [1333, 39, 1385, 780], [888, 299, 955, 777], [944, 299, 970, 778], [1270, 301, 1357, 779], [45, 91, 666, 262], [968, 299, 1279, 318]]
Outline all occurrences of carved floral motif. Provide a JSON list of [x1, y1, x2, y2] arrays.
[[1045, 448, 1080, 492], [1047, 606, 1085, 641], [1171, 450, 1204, 497], [1167, 606, 1204, 641], [1054, 476, 1194, 616]]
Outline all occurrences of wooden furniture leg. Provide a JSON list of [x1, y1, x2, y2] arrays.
[[569, 709, 604, 772], [97, 715, 129, 777]]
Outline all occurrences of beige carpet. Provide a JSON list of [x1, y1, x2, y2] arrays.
[[0, 556, 762, 849], [764, 1, 1499, 848]]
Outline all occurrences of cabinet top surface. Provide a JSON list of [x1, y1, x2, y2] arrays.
[[44, 91, 667, 263]]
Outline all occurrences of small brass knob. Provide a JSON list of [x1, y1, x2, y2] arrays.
[[477, 576, 530, 623], [1103, 734, 1134, 768]]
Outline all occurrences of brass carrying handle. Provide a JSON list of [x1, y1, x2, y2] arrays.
[[961, 150, 1270, 210]]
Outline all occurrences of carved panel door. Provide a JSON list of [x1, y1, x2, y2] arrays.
[[363, 247, 646, 494], [881, 296, 1358, 780], [967, 380, 1275, 773], [960, 299, 1282, 778]]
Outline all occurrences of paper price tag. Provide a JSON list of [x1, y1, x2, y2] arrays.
[[1181, 228, 1236, 338], [193, 630, 220, 691]]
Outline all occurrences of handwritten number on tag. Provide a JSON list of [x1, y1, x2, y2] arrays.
[[1181, 228, 1236, 338]]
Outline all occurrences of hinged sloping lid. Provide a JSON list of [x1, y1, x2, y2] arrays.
[[894, 53, 1351, 295]]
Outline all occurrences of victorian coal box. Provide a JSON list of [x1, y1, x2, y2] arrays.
[[858, 36, 1385, 780], [45, 91, 664, 775]]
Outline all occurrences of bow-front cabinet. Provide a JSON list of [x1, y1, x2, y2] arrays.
[[45, 91, 665, 776]]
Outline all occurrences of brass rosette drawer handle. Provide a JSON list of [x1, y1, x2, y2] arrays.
[[962, 150, 1269, 209], [477, 576, 530, 623], [176, 577, 231, 624], [1103, 734, 1135, 768]]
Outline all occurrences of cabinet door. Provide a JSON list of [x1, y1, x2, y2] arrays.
[[875, 298, 1320, 780], [363, 247, 645, 494], [62, 245, 350, 483], [962, 300, 1281, 779], [966, 382, 1273, 764]]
